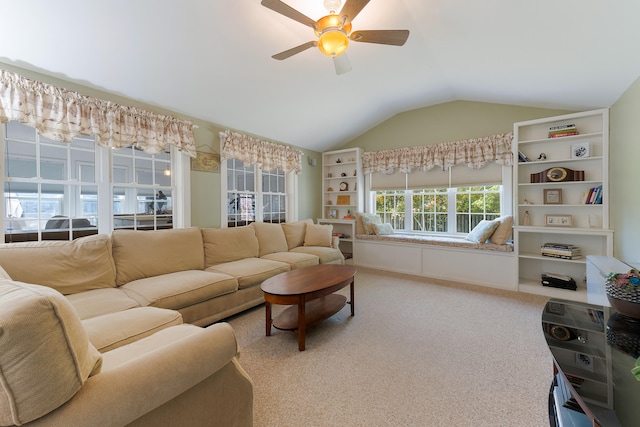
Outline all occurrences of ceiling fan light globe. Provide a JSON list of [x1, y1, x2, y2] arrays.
[[318, 30, 349, 57]]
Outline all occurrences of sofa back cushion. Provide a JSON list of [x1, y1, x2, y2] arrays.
[[0, 280, 102, 426], [112, 228, 205, 286], [251, 222, 288, 257], [281, 219, 314, 250], [0, 234, 116, 295], [304, 223, 333, 247], [201, 226, 259, 267]]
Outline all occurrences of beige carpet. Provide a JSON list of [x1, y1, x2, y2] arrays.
[[226, 267, 553, 427]]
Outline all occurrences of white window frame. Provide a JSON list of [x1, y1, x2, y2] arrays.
[[220, 158, 298, 228], [1, 121, 190, 241]]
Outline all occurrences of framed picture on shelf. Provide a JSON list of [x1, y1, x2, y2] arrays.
[[336, 195, 350, 205], [571, 142, 590, 159], [328, 209, 337, 219], [545, 214, 572, 227], [543, 189, 562, 204]]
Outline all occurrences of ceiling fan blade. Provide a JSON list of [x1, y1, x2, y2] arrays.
[[272, 41, 317, 60], [333, 54, 352, 75], [261, 0, 317, 28], [349, 30, 410, 46], [339, 0, 370, 25]]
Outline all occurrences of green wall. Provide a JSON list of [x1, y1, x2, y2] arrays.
[[611, 76, 640, 263], [341, 100, 574, 151], [0, 62, 322, 226]]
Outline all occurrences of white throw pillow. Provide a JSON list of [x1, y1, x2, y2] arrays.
[[465, 219, 500, 244]]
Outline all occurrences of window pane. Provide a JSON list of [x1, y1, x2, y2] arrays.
[[71, 150, 96, 182], [6, 121, 36, 141], [5, 140, 36, 178], [113, 156, 133, 183], [135, 159, 153, 185], [40, 145, 67, 180]]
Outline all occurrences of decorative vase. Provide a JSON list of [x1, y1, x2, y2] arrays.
[[606, 313, 640, 359], [606, 282, 640, 319]]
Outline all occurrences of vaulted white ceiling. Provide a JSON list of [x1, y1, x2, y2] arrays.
[[2, 0, 640, 152]]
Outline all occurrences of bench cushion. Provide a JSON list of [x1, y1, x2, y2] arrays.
[[120, 270, 238, 310]]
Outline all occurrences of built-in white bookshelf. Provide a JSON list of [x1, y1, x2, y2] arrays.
[[319, 148, 363, 259], [513, 109, 613, 302]]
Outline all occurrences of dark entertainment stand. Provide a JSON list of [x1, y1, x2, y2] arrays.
[[543, 256, 640, 426]]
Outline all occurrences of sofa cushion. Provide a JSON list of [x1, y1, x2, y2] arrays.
[[262, 252, 319, 269], [82, 307, 183, 353], [304, 223, 333, 247], [0, 234, 116, 295], [252, 222, 288, 257], [202, 226, 259, 267], [281, 219, 313, 250], [206, 258, 290, 289], [0, 280, 102, 426], [120, 270, 238, 310], [112, 228, 205, 286], [0, 265, 10, 279], [66, 288, 141, 320], [290, 246, 344, 264], [489, 215, 514, 244]]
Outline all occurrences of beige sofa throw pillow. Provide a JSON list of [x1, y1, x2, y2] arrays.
[[281, 219, 313, 250], [489, 215, 514, 244], [303, 223, 333, 247], [0, 280, 102, 426]]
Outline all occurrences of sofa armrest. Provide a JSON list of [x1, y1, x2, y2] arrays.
[[27, 323, 249, 427], [332, 236, 342, 250]]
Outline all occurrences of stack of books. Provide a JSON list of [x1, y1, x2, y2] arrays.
[[548, 123, 579, 138], [580, 185, 603, 204], [541, 243, 582, 260]]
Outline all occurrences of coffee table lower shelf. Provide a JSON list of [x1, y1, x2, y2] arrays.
[[273, 294, 347, 331]]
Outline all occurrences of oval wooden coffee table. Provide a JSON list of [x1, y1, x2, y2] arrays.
[[260, 264, 356, 351]]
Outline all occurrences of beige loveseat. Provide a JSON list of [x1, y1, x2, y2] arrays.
[[0, 220, 342, 426]]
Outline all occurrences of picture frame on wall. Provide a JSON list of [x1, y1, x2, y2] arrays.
[[545, 214, 572, 227], [336, 195, 350, 205], [190, 151, 220, 173], [543, 188, 563, 204]]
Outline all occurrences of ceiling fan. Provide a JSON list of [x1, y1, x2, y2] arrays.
[[261, 0, 410, 75]]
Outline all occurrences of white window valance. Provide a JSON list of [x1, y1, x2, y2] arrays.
[[362, 132, 513, 175], [0, 69, 197, 156], [220, 130, 303, 174]]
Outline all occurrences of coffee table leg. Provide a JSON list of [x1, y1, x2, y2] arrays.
[[265, 301, 272, 336], [298, 297, 306, 351], [350, 278, 355, 316]]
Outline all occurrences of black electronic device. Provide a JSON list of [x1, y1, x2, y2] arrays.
[[541, 273, 577, 291]]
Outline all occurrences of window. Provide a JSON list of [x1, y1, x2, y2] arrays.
[[374, 185, 502, 234], [223, 158, 288, 227], [2, 121, 183, 242], [112, 146, 174, 230]]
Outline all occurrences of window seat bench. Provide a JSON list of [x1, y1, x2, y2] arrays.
[[354, 233, 513, 252], [352, 233, 516, 291]]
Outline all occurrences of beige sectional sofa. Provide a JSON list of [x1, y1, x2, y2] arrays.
[[0, 220, 343, 426]]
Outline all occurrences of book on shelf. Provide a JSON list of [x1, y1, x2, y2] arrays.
[[549, 123, 576, 131], [541, 243, 582, 259], [518, 151, 531, 162], [549, 130, 579, 138], [584, 185, 602, 204]]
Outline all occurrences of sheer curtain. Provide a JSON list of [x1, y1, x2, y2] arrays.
[[0, 69, 196, 156]]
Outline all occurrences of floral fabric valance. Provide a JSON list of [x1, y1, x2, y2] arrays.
[[220, 130, 303, 174], [0, 70, 197, 156], [362, 133, 513, 175]]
